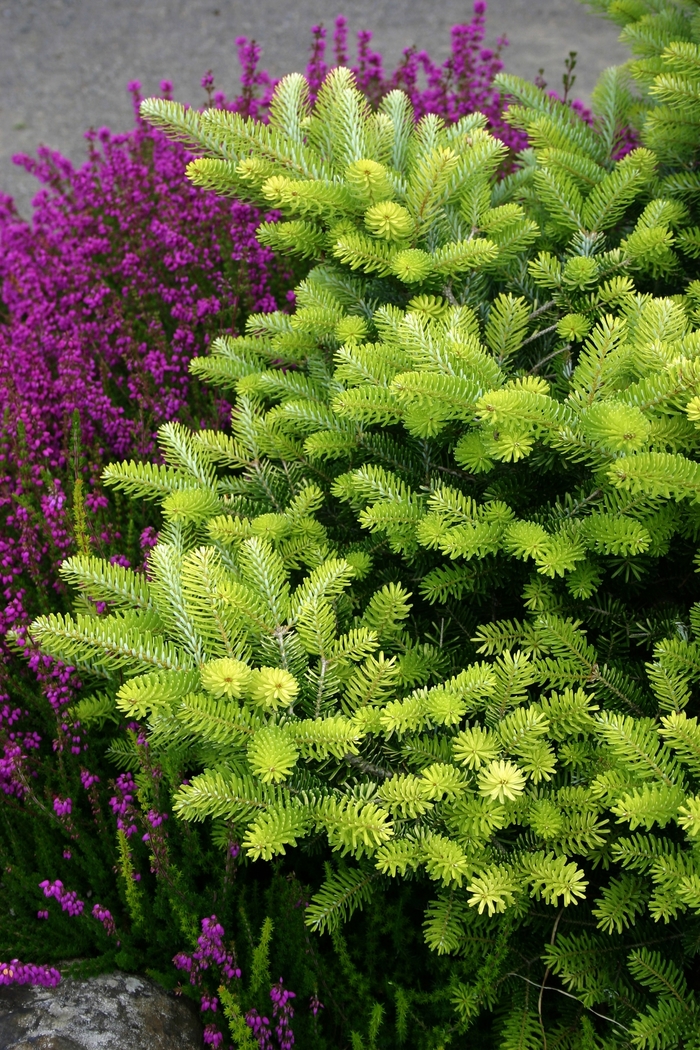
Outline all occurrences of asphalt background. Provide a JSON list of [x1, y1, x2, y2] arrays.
[[0, 0, 630, 217]]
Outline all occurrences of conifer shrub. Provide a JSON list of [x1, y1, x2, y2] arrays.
[[26, 13, 700, 1039], [13, 0, 700, 1045], [13, 1, 700, 1047], [0, 7, 561, 1047], [92, 28, 700, 1047]]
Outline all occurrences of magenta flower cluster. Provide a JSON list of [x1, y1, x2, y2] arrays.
[[52, 796, 72, 817], [309, 992, 324, 1017], [79, 769, 100, 790], [0, 959, 61, 987], [169, 915, 304, 1048], [246, 1010, 275, 1050], [173, 915, 242, 986], [0, 730, 40, 798], [141, 808, 168, 842], [302, 5, 525, 152], [36, 878, 117, 941], [246, 980, 297, 1050], [270, 981, 296, 1050], [203, 1025, 224, 1048], [39, 879, 84, 917], [108, 772, 139, 838], [91, 903, 117, 937], [0, 644, 82, 807], [173, 916, 248, 1048]]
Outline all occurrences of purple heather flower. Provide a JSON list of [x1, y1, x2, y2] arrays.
[[139, 526, 159, 550], [305, 25, 328, 102], [246, 1011, 274, 1050], [245, 980, 298, 1049], [173, 915, 241, 987], [80, 769, 100, 790], [109, 771, 139, 836], [40, 879, 84, 917], [270, 980, 296, 1050], [0, 960, 61, 987], [53, 796, 72, 817], [309, 993, 324, 1017], [203, 1025, 224, 1048], [333, 15, 348, 66], [92, 903, 116, 936], [146, 809, 167, 827], [0, 741, 27, 798], [109, 553, 131, 568]]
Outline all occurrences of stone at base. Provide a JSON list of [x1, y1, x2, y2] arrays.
[[0, 972, 203, 1050]]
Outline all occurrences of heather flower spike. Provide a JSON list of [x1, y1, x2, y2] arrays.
[[0, 961, 61, 987]]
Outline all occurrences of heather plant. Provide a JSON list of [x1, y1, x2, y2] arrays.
[[0, 69, 298, 839], [0, 78, 292, 633], [0, 65, 302, 1047], [0, 70, 297, 823], [302, 6, 527, 153]]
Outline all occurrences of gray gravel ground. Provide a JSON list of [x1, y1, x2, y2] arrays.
[[0, 0, 629, 218]]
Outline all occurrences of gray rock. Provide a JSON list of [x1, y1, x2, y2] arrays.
[[0, 972, 203, 1050]]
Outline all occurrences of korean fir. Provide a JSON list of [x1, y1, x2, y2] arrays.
[[24, 39, 700, 1046], [0, 5, 531, 1032], [17, 5, 700, 1050]]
